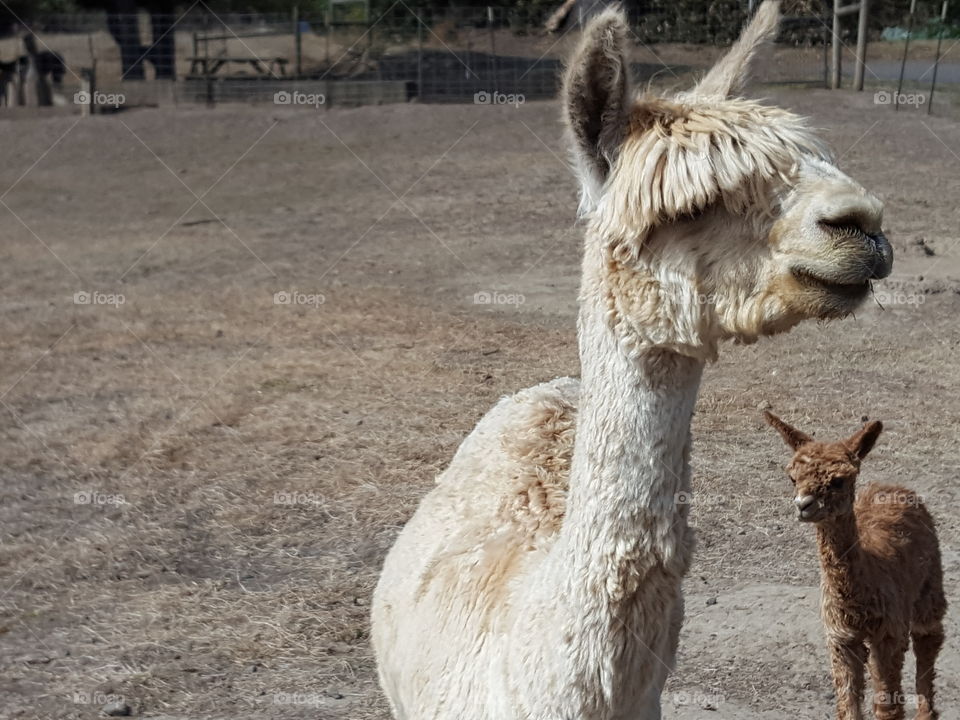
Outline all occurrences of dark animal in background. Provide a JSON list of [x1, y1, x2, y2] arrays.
[[23, 34, 66, 106], [0, 56, 27, 106]]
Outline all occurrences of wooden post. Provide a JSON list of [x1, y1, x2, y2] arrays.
[[853, 0, 869, 91], [79, 66, 95, 116], [831, 1, 864, 89], [293, 5, 302, 79]]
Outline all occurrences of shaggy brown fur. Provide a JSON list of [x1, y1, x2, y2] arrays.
[[765, 412, 946, 720]]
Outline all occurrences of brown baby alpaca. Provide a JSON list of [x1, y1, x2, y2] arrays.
[[765, 412, 946, 720]]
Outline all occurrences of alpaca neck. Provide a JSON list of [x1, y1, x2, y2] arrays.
[[517, 247, 707, 710], [815, 513, 860, 597], [551, 284, 704, 605]]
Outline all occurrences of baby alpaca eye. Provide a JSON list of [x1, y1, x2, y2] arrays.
[[829, 476, 845, 489]]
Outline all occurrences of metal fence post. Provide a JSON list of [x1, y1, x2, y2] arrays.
[[488, 6, 497, 91], [204, 12, 214, 106], [831, 0, 842, 88], [417, 9, 424, 101], [928, 0, 949, 114], [325, 8, 331, 70], [853, 0, 868, 91], [326, 7, 332, 110], [822, 7, 829, 88], [293, 5, 302, 79], [896, 0, 917, 111]]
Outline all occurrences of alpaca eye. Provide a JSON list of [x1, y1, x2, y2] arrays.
[[819, 217, 866, 239], [830, 477, 845, 489]]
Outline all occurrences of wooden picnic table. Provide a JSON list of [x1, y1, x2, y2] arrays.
[[187, 55, 289, 78]]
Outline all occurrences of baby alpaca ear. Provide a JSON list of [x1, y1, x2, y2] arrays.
[[763, 411, 813, 450], [562, 6, 631, 209], [845, 420, 883, 460]]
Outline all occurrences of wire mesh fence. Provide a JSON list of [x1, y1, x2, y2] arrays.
[[1, 6, 831, 110]]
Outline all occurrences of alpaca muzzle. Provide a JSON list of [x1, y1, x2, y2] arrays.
[[795, 494, 819, 521]]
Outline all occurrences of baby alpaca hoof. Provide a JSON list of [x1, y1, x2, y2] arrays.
[[874, 709, 905, 720], [914, 698, 937, 720]]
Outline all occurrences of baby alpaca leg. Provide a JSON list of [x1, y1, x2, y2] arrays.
[[868, 634, 908, 720], [912, 623, 944, 720], [829, 639, 867, 720]]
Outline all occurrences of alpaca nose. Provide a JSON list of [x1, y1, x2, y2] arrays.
[[868, 232, 893, 279], [795, 495, 816, 513]]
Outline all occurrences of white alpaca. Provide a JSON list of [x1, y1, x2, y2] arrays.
[[372, 4, 894, 719]]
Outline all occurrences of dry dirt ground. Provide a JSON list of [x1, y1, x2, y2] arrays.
[[1, 87, 959, 720]]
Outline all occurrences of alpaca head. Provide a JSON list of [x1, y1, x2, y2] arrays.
[[764, 411, 883, 523], [563, 1, 893, 360]]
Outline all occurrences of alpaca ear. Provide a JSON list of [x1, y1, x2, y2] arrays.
[[764, 411, 813, 450], [562, 6, 631, 210], [693, 0, 780, 99], [845, 420, 883, 460]]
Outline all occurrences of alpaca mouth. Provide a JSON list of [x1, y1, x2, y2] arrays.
[[798, 508, 821, 522], [790, 268, 871, 301]]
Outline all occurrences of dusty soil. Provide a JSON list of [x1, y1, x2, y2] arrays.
[[1, 87, 959, 720]]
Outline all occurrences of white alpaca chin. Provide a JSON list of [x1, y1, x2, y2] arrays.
[[371, 3, 894, 718]]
